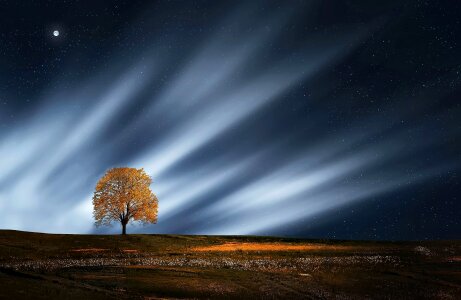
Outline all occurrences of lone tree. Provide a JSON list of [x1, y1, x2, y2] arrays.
[[93, 167, 158, 235]]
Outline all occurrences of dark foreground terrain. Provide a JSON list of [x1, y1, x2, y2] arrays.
[[0, 231, 460, 299]]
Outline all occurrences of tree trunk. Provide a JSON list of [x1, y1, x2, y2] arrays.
[[122, 222, 127, 235]]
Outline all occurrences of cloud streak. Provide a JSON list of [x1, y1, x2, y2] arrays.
[[0, 1, 459, 238]]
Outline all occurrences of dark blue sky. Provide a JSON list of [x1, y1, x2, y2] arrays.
[[0, 0, 460, 240]]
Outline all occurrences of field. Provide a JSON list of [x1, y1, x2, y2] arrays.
[[0, 231, 460, 299]]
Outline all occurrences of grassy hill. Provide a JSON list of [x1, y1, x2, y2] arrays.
[[0, 230, 460, 299]]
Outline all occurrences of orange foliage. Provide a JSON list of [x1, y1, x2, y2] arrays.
[[93, 167, 158, 234]]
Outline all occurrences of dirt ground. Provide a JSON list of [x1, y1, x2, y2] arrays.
[[0, 230, 460, 299]]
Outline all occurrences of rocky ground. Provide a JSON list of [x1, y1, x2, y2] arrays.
[[0, 230, 460, 299]]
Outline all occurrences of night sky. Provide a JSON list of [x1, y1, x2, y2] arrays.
[[1, 0, 460, 240]]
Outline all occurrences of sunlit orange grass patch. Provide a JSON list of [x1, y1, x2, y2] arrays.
[[193, 242, 358, 252], [70, 248, 109, 252]]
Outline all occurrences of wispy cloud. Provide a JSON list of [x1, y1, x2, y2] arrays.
[[0, 1, 459, 236]]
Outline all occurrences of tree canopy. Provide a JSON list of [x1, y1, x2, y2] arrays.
[[93, 167, 158, 234]]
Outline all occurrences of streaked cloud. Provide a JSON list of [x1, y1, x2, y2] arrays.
[[0, 1, 459, 238]]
